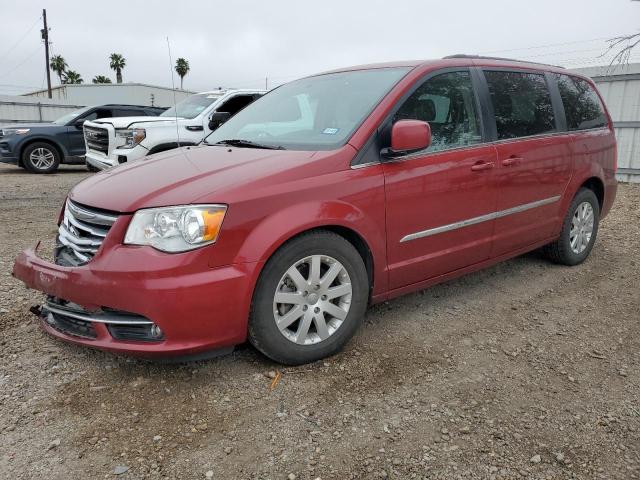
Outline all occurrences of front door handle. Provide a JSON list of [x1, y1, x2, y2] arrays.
[[502, 156, 523, 167], [471, 161, 495, 171]]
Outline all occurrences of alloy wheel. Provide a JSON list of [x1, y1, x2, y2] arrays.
[[273, 255, 352, 345], [569, 201, 594, 254], [29, 147, 55, 170]]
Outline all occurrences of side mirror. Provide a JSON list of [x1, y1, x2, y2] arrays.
[[208, 111, 231, 131], [383, 120, 431, 158], [74, 119, 85, 129]]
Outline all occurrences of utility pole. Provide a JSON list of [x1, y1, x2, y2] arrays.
[[42, 9, 52, 99], [265, 77, 268, 90]]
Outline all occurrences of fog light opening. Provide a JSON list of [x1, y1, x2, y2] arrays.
[[150, 324, 163, 339]]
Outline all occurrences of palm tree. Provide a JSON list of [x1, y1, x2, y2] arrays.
[[175, 58, 190, 89], [50, 55, 67, 84], [92, 75, 112, 84], [109, 53, 126, 83], [62, 70, 83, 84]]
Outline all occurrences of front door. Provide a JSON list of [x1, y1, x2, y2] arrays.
[[481, 70, 573, 256], [383, 70, 498, 290]]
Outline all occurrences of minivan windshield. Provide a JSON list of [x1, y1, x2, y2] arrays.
[[204, 67, 410, 151], [160, 93, 222, 119], [53, 106, 92, 125]]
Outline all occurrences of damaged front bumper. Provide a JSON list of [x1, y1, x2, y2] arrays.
[[12, 241, 261, 359]]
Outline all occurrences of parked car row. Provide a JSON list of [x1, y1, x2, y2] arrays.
[[13, 56, 617, 365], [0, 104, 165, 173], [0, 89, 264, 173]]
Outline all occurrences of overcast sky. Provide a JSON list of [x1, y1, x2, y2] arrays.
[[0, 0, 638, 95]]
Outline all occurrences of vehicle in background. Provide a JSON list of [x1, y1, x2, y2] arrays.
[[83, 90, 264, 170], [0, 105, 165, 174], [13, 57, 616, 365]]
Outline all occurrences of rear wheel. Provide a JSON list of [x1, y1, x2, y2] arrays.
[[248, 231, 369, 365], [544, 188, 600, 265], [22, 142, 60, 174]]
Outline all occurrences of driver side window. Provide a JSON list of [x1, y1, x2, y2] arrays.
[[394, 71, 482, 153]]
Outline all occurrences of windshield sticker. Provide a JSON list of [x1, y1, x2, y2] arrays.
[[322, 127, 339, 135]]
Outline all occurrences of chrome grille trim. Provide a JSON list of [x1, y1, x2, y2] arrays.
[[43, 302, 153, 325], [84, 125, 110, 154], [56, 200, 118, 265], [66, 200, 118, 225]]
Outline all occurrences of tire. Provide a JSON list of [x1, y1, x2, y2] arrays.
[[248, 230, 369, 365], [543, 188, 600, 266], [22, 142, 60, 174]]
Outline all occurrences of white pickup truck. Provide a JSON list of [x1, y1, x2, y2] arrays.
[[83, 89, 264, 170]]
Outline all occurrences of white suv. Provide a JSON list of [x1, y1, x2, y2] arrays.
[[84, 89, 264, 170]]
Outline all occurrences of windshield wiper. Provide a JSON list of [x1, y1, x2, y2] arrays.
[[212, 139, 285, 150]]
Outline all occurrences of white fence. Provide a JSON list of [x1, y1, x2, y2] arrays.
[[0, 95, 84, 127]]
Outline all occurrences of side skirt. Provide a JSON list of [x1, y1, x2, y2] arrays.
[[371, 235, 559, 305]]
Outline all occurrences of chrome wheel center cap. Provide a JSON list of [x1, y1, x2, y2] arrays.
[[306, 292, 320, 304]]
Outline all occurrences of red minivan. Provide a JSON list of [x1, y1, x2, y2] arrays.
[[13, 56, 617, 365]]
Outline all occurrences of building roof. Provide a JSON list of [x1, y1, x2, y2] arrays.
[[24, 82, 196, 96]]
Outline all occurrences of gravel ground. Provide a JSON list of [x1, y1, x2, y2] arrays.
[[0, 162, 639, 480]]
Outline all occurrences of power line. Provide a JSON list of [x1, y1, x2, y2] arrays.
[[0, 45, 43, 80], [0, 15, 41, 64], [479, 36, 614, 55]]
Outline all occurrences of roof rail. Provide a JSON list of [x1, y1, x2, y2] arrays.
[[443, 54, 564, 69]]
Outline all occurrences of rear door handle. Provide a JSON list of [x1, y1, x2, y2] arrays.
[[502, 156, 523, 167], [471, 161, 495, 171]]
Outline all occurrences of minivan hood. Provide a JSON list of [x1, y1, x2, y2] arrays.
[[68, 145, 327, 212], [92, 116, 186, 128]]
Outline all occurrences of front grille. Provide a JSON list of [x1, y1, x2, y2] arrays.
[[84, 125, 109, 154], [55, 200, 118, 266]]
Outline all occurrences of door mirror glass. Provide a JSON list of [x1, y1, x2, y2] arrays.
[[208, 111, 232, 131], [384, 120, 431, 157]]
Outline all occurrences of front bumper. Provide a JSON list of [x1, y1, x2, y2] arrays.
[[85, 151, 114, 170], [85, 144, 147, 170], [0, 145, 18, 164], [12, 242, 261, 358]]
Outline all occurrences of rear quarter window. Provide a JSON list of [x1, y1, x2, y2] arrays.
[[555, 75, 608, 130]]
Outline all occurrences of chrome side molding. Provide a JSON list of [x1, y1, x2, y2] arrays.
[[400, 195, 561, 243]]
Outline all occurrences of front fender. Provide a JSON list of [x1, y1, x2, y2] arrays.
[[17, 134, 68, 157], [223, 199, 388, 297]]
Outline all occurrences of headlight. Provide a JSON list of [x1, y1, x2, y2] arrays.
[[115, 128, 146, 148], [124, 204, 227, 252], [1, 128, 30, 136]]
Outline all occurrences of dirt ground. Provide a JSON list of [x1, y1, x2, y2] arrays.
[[0, 162, 638, 480]]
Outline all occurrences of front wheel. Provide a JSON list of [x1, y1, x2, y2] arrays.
[[22, 142, 60, 174], [248, 231, 369, 365], [544, 188, 600, 265]]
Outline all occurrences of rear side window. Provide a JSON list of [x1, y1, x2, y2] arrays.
[[394, 71, 482, 152], [484, 71, 556, 140], [555, 75, 608, 130]]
